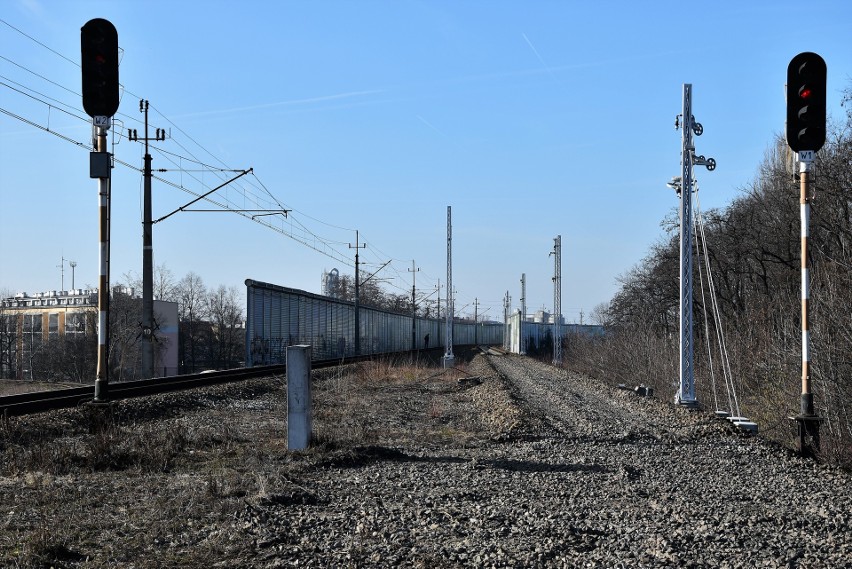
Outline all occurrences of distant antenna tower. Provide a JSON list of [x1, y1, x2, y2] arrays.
[[69, 261, 78, 291], [57, 256, 66, 291]]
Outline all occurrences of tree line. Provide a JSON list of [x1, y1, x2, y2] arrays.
[[328, 273, 430, 317], [566, 84, 852, 464]]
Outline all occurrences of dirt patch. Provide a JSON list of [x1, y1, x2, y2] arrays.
[[0, 353, 516, 568]]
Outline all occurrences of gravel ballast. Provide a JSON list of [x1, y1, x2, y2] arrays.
[[1, 353, 850, 567]]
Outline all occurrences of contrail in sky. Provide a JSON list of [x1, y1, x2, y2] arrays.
[[177, 89, 385, 119], [522, 32, 560, 83], [416, 114, 447, 137], [416, 114, 462, 150]]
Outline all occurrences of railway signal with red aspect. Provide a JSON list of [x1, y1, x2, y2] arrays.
[[81, 18, 119, 118], [786, 52, 826, 153]]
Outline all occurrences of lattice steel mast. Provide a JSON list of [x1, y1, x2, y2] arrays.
[[442, 206, 454, 368], [675, 84, 715, 407], [519, 273, 526, 356], [551, 235, 562, 365]]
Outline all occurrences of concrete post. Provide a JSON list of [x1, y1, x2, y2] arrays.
[[287, 345, 312, 450]]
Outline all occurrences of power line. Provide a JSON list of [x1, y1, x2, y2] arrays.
[[1, 20, 426, 290], [0, 18, 79, 67], [0, 105, 90, 150]]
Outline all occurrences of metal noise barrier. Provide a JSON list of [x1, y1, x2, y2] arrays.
[[245, 279, 503, 366]]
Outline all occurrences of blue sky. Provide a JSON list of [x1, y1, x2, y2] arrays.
[[2, 0, 851, 323]]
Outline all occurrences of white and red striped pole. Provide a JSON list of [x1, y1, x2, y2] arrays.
[[800, 158, 811, 413], [797, 153, 820, 456], [94, 124, 110, 401]]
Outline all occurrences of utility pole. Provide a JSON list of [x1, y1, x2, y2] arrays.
[[129, 100, 165, 379], [473, 298, 479, 345], [520, 273, 527, 355], [409, 260, 419, 351], [503, 291, 511, 351], [551, 235, 563, 365], [442, 206, 454, 368], [349, 231, 366, 356]]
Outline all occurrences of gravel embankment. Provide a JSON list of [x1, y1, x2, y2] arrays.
[[2, 353, 851, 568]]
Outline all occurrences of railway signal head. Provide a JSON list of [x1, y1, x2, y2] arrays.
[[786, 52, 826, 153], [81, 18, 119, 118]]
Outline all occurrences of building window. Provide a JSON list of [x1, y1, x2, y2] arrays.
[[65, 312, 87, 336]]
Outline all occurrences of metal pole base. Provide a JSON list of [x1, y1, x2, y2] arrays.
[[442, 355, 455, 369], [792, 415, 822, 459], [675, 395, 700, 409], [94, 379, 108, 402]]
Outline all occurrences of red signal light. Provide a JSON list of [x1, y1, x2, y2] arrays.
[[786, 52, 826, 152]]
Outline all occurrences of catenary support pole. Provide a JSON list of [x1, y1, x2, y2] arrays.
[[443, 206, 454, 368], [409, 260, 419, 351], [349, 231, 365, 356], [520, 273, 527, 356], [141, 100, 154, 379], [503, 291, 510, 351], [552, 235, 563, 365], [677, 84, 697, 407], [474, 298, 479, 345], [129, 101, 167, 378]]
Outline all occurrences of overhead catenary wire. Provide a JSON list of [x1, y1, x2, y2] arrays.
[[1, 92, 356, 267], [2, 80, 357, 267], [2, 36, 333, 217], [1, 22, 456, 300], [0, 18, 79, 67]]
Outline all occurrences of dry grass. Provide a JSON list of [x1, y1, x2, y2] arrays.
[[0, 380, 83, 397], [0, 352, 501, 567]]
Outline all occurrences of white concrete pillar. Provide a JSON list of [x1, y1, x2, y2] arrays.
[[287, 345, 312, 450]]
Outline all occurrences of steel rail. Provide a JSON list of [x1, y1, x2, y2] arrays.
[[0, 356, 372, 418]]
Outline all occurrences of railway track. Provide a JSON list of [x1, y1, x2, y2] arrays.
[[0, 365, 286, 417], [0, 353, 391, 418], [0, 347, 487, 418]]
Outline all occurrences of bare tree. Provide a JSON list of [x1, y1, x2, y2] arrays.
[[122, 263, 178, 301], [205, 285, 244, 370], [176, 272, 208, 373], [577, 83, 852, 463], [0, 292, 18, 380]]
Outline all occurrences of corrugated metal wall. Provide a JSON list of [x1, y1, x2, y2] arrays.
[[506, 310, 605, 355], [246, 279, 503, 365]]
